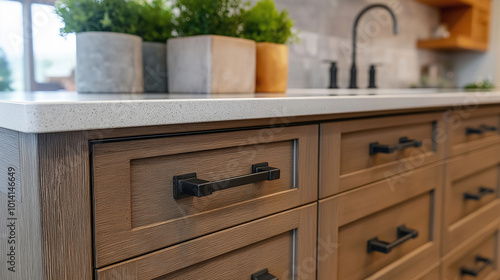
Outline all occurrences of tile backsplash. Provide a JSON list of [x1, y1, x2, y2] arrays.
[[276, 0, 451, 89]]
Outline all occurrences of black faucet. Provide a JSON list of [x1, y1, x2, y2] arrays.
[[349, 4, 398, 89]]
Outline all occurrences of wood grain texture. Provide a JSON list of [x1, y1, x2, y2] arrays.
[[318, 163, 442, 280], [321, 112, 445, 197], [0, 130, 44, 279], [96, 203, 317, 280], [441, 219, 500, 280], [38, 132, 92, 280], [92, 108, 447, 140], [92, 125, 318, 267], [411, 263, 440, 280], [443, 144, 500, 254], [447, 105, 500, 157]]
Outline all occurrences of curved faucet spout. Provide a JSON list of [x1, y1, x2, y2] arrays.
[[349, 4, 399, 89]]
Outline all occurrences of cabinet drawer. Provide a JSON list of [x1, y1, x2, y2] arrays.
[[442, 220, 500, 280], [448, 106, 500, 157], [320, 112, 444, 197], [92, 125, 318, 267], [318, 163, 442, 280], [414, 264, 440, 280], [96, 203, 317, 280], [443, 144, 500, 255]]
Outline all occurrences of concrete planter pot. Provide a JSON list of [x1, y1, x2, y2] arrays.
[[76, 32, 143, 93], [143, 42, 167, 93], [256, 42, 289, 93], [167, 35, 256, 93]]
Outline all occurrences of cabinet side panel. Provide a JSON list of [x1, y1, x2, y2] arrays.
[[0, 129, 44, 279], [38, 132, 92, 280]]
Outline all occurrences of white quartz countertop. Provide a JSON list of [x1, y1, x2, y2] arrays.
[[1, 88, 499, 133]]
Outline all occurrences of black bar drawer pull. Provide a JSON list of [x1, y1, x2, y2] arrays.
[[460, 256, 492, 277], [173, 162, 280, 199], [466, 125, 498, 135], [369, 137, 422, 155], [367, 225, 418, 254], [464, 186, 495, 201], [252, 269, 278, 280]]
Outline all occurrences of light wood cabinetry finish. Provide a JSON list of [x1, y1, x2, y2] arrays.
[[92, 125, 318, 267], [414, 264, 440, 280], [442, 219, 500, 280], [96, 203, 317, 280], [447, 106, 500, 157], [318, 163, 442, 280], [443, 144, 500, 254], [416, 0, 491, 51], [320, 112, 444, 197], [4, 106, 500, 279]]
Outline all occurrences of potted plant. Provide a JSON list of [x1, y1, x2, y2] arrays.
[[168, 0, 256, 93], [55, 0, 143, 93], [0, 49, 13, 92], [241, 0, 298, 93], [135, 0, 173, 93]]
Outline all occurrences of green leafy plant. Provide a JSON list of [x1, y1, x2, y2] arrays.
[[0, 49, 13, 92], [55, 0, 141, 35], [173, 0, 246, 37], [134, 0, 174, 42], [241, 0, 298, 44], [464, 80, 495, 90]]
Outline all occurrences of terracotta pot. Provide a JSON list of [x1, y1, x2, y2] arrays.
[[167, 35, 256, 93], [256, 42, 288, 93]]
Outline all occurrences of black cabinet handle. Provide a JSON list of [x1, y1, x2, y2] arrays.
[[460, 256, 492, 277], [466, 125, 498, 135], [173, 162, 280, 199], [367, 225, 418, 254], [464, 186, 495, 201], [251, 269, 278, 280], [369, 137, 422, 155]]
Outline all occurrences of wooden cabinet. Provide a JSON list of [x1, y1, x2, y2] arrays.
[[443, 144, 500, 254], [415, 265, 441, 280], [416, 0, 491, 51], [6, 105, 500, 279], [320, 112, 444, 197], [442, 220, 500, 280], [92, 125, 318, 267], [317, 163, 442, 280], [447, 106, 500, 156], [96, 203, 317, 280]]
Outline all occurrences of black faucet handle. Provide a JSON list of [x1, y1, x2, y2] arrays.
[[324, 61, 338, 89], [368, 64, 380, 89]]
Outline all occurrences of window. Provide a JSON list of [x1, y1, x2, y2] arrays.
[[0, 0, 24, 91], [32, 3, 76, 90], [0, 0, 76, 92]]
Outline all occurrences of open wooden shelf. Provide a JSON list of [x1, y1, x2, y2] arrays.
[[414, 0, 489, 9], [415, 0, 490, 52], [417, 36, 488, 51]]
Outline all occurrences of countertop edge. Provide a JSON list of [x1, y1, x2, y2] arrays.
[[2, 92, 500, 133]]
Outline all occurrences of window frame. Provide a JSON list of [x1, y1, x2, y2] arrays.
[[4, 0, 65, 91]]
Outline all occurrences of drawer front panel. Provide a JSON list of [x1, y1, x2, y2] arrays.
[[448, 106, 500, 157], [442, 221, 500, 280], [318, 163, 442, 280], [92, 125, 318, 267], [444, 145, 500, 254], [321, 112, 444, 197], [413, 264, 440, 280], [96, 203, 317, 280]]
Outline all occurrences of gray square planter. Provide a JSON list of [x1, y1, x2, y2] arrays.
[[76, 32, 143, 93], [167, 35, 256, 93], [143, 42, 167, 93]]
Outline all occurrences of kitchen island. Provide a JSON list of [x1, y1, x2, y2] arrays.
[[1, 89, 499, 280]]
